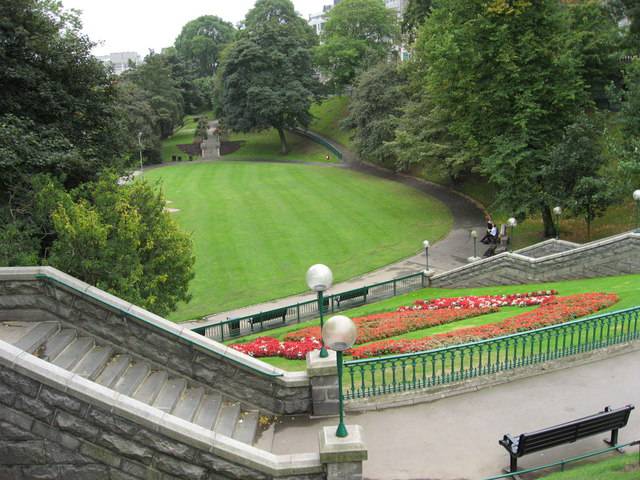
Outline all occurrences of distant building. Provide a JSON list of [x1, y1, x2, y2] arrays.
[[97, 52, 141, 75], [308, 1, 341, 36]]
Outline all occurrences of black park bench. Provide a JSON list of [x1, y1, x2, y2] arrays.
[[248, 307, 288, 331], [499, 404, 635, 474], [334, 287, 369, 307]]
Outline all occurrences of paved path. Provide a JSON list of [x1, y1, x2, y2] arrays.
[[201, 120, 220, 160], [183, 132, 486, 327], [271, 348, 640, 479]]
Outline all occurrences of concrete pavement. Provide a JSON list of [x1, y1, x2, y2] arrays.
[[270, 347, 640, 479]]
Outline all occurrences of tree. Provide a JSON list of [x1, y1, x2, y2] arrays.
[[47, 174, 195, 316], [571, 177, 616, 240], [175, 15, 236, 77], [218, 0, 320, 154], [402, 0, 432, 41], [315, 0, 399, 91], [414, 0, 589, 236], [0, 0, 127, 191], [344, 63, 407, 168]]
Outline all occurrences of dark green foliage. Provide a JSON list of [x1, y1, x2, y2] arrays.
[[174, 15, 236, 77], [218, 0, 320, 154], [571, 176, 616, 240], [344, 63, 407, 169], [402, 0, 432, 40], [0, 0, 127, 191], [315, 0, 399, 91]]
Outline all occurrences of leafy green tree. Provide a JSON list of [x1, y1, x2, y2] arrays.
[[48, 174, 195, 316], [218, 0, 319, 154], [315, 0, 399, 90], [571, 176, 616, 240], [414, 0, 589, 236], [175, 15, 236, 77], [0, 0, 127, 191], [344, 63, 407, 168], [402, 0, 432, 41]]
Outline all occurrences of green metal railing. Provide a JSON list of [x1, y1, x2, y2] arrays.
[[290, 127, 344, 160], [344, 305, 640, 400], [192, 271, 426, 341], [484, 439, 639, 479]]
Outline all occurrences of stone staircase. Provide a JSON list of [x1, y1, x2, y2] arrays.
[[0, 320, 261, 446]]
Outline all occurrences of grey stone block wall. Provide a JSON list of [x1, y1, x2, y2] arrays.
[[0, 271, 311, 415], [0, 363, 324, 479], [432, 232, 640, 288], [515, 239, 580, 259]]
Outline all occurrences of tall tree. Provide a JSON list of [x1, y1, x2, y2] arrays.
[[174, 15, 236, 77], [315, 0, 399, 91], [218, 0, 319, 154], [414, 0, 589, 236], [402, 0, 432, 41]]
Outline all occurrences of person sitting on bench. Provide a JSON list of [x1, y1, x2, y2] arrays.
[[481, 221, 498, 244]]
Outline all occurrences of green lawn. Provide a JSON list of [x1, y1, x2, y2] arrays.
[[309, 96, 353, 148], [224, 129, 338, 163], [144, 161, 452, 321], [245, 274, 640, 371], [537, 452, 639, 479], [161, 113, 210, 163]]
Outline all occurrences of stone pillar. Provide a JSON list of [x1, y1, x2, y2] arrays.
[[319, 425, 367, 480], [306, 350, 338, 416], [423, 269, 435, 287]]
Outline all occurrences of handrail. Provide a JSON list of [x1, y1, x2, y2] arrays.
[[33, 273, 283, 378], [483, 439, 640, 479], [345, 304, 640, 366]]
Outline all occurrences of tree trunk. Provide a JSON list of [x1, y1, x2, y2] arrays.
[[277, 127, 289, 155], [541, 205, 557, 238]]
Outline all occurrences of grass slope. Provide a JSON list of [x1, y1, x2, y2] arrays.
[[309, 96, 352, 148], [145, 161, 452, 321], [224, 129, 337, 163], [161, 113, 211, 163], [538, 452, 639, 479], [248, 274, 640, 371]]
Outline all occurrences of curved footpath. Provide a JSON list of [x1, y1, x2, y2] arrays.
[[183, 130, 485, 327]]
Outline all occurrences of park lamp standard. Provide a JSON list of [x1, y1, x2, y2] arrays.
[[322, 315, 357, 438], [553, 206, 562, 240], [306, 264, 333, 358], [507, 217, 517, 251], [633, 190, 640, 229], [471, 230, 478, 259], [423, 240, 430, 271]]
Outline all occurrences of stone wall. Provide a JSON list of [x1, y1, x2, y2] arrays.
[[0, 341, 323, 479], [432, 231, 640, 288], [515, 239, 580, 259], [0, 267, 311, 415]]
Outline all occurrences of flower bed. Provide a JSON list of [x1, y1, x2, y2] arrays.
[[398, 291, 557, 311], [348, 293, 618, 359]]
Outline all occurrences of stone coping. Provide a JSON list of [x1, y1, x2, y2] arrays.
[[0, 266, 309, 388], [0, 339, 323, 477], [514, 238, 580, 255], [431, 230, 640, 281]]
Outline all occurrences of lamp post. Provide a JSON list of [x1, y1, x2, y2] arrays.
[[553, 206, 562, 240], [471, 230, 478, 259], [423, 240, 430, 271], [306, 264, 333, 358], [633, 190, 640, 229], [137, 131, 144, 173], [322, 315, 357, 438], [507, 217, 517, 251]]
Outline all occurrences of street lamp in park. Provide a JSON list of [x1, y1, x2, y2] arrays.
[[507, 217, 517, 251], [423, 240, 430, 271], [137, 131, 144, 173], [553, 206, 562, 240], [633, 190, 640, 229], [306, 264, 333, 358], [471, 230, 478, 259], [322, 315, 357, 438]]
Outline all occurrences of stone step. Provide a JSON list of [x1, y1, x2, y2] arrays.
[[193, 393, 222, 430], [113, 362, 150, 396], [153, 378, 186, 413], [172, 387, 205, 422], [72, 345, 114, 380], [232, 411, 260, 445], [39, 328, 77, 361], [95, 355, 131, 389], [133, 370, 168, 404], [215, 402, 241, 437], [51, 337, 94, 370], [13, 322, 59, 354], [0, 321, 34, 345]]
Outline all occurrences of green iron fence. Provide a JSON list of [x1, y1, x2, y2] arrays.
[[344, 305, 640, 400], [290, 128, 343, 160], [192, 271, 426, 341]]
